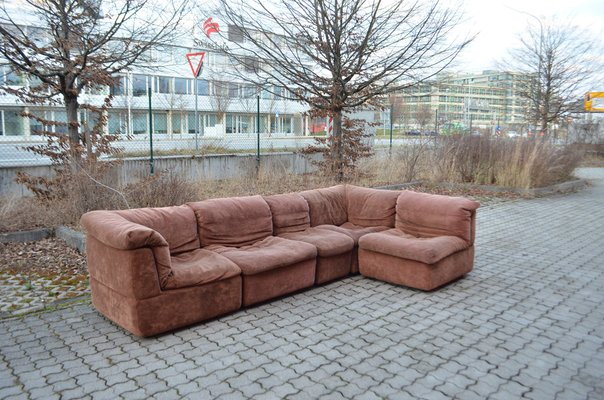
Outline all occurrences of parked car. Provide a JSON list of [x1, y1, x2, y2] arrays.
[[406, 129, 421, 136], [423, 131, 438, 136], [507, 131, 519, 138]]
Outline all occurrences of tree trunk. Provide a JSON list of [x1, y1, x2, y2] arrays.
[[65, 94, 81, 169], [331, 111, 344, 181]]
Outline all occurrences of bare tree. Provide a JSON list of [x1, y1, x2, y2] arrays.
[[213, 0, 472, 179], [415, 104, 433, 132], [209, 81, 234, 134], [0, 0, 190, 165], [507, 16, 601, 139]]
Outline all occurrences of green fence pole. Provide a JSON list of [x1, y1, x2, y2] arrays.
[[389, 102, 394, 151], [256, 94, 260, 166], [148, 85, 154, 175]]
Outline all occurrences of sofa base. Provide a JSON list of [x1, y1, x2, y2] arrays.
[[316, 252, 353, 285], [242, 258, 316, 306], [358, 246, 474, 291], [90, 275, 242, 337]]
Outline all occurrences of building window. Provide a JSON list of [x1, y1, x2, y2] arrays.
[[3, 67, 23, 86], [196, 79, 209, 95], [228, 24, 244, 42], [242, 56, 259, 73], [242, 84, 256, 98], [0, 109, 24, 136], [154, 112, 167, 133], [132, 112, 147, 134], [155, 76, 171, 94], [108, 111, 128, 135], [132, 74, 147, 96], [110, 76, 127, 96], [172, 113, 183, 134], [228, 83, 239, 98], [174, 78, 190, 95]]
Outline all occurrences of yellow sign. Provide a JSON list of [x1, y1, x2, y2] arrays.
[[585, 92, 604, 112]]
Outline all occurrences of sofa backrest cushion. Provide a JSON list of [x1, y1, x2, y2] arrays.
[[346, 185, 400, 228], [188, 195, 273, 247], [395, 190, 480, 243], [263, 193, 311, 235], [115, 205, 200, 254], [299, 185, 347, 227]]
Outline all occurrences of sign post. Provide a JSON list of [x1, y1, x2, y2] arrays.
[[186, 52, 205, 151]]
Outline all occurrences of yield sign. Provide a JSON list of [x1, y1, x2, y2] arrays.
[[186, 52, 205, 78]]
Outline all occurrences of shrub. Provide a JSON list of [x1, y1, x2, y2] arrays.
[[124, 170, 198, 208], [427, 136, 580, 188]]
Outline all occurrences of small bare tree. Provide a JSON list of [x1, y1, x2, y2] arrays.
[[209, 81, 234, 134], [0, 0, 190, 165], [507, 16, 601, 139], [415, 104, 434, 132], [213, 0, 472, 179]]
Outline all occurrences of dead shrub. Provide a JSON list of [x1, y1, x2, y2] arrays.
[[428, 136, 581, 188], [359, 141, 430, 184], [124, 170, 198, 208]]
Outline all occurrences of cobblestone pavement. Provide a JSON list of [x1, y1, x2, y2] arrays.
[[1, 169, 603, 399], [0, 270, 89, 317]]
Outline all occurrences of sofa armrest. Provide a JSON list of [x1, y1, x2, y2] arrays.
[[81, 210, 171, 299], [81, 210, 168, 250], [395, 191, 480, 244]]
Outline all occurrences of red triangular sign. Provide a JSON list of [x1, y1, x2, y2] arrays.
[[186, 52, 205, 78]]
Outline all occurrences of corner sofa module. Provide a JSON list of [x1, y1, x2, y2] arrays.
[[264, 192, 355, 284], [187, 195, 317, 306], [80, 205, 242, 337], [300, 185, 400, 274], [358, 190, 480, 291]]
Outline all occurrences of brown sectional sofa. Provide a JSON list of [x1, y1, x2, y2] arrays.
[[81, 185, 480, 337]]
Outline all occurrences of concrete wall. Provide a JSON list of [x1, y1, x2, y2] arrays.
[[0, 152, 319, 197]]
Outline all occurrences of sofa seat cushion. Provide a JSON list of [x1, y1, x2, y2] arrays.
[[359, 229, 469, 265], [316, 222, 390, 244], [279, 227, 354, 257], [205, 236, 317, 275], [163, 249, 242, 290]]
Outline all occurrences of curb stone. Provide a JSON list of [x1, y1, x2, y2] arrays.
[[0, 228, 53, 243]]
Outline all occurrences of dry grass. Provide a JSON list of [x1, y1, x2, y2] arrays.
[[392, 136, 581, 189], [1, 137, 585, 233]]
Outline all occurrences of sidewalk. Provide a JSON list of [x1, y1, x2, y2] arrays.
[[1, 169, 603, 399]]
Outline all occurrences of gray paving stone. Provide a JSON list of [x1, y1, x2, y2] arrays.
[[1, 168, 604, 399]]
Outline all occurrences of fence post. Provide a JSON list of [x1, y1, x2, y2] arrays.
[[148, 85, 154, 175], [256, 94, 260, 167], [389, 102, 394, 153]]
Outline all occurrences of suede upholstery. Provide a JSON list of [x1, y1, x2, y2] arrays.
[[358, 191, 480, 290], [266, 192, 355, 283], [205, 236, 316, 275], [395, 190, 480, 243], [359, 229, 469, 265], [263, 193, 311, 234], [346, 185, 400, 227], [300, 185, 348, 226], [188, 195, 273, 247], [81, 184, 479, 336], [166, 249, 241, 290]]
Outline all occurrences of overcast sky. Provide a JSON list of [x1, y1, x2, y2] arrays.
[[452, 0, 604, 73]]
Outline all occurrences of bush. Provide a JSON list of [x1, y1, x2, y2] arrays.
[[427, 136, 580, 188], [124, 170, 198, 208]]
